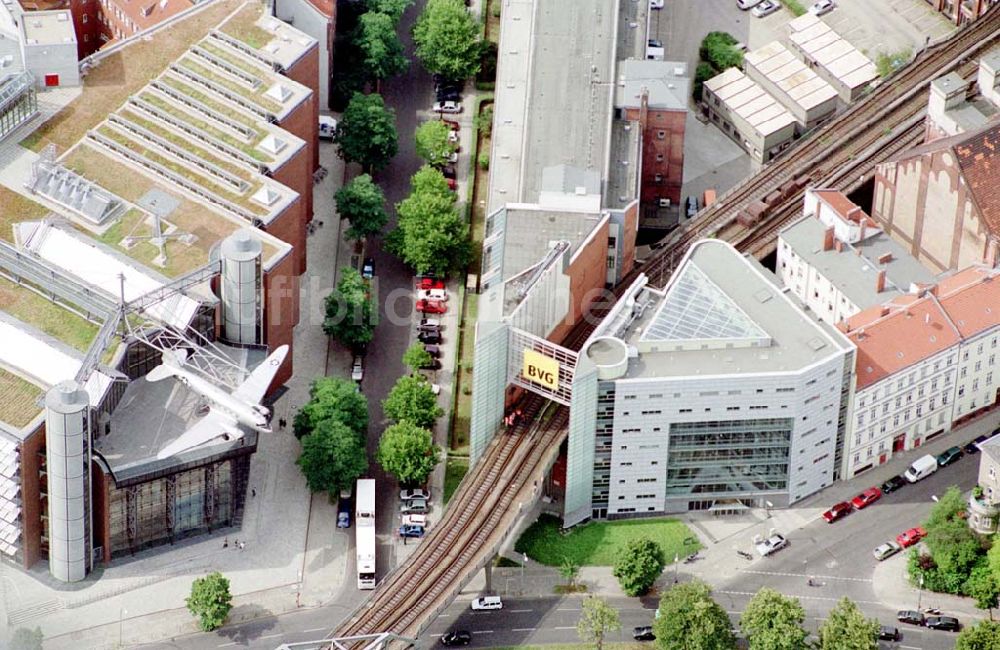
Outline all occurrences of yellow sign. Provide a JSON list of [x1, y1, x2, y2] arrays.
[[522, 349, 559, 390]]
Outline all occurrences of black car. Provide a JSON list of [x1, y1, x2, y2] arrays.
[[881, 475, 907, 494], [441, 166, 457, 179], [633, 626, 655, 641], [965, 433, 990, 454], [418, 331, 442, 344], [878, 626, 900, 641], [424, 344, 442, 358], [896, 610, 925, 626], [421, 358, 443, 371], [362, 257, 374, 280], [417, 322, 442, 333], [936, 446, 963, 467], [925, 616, 959, 631], [436, 88, 462, 102], [440, 631, 472, 646]]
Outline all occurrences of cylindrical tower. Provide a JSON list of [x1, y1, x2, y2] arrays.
[[45, 380, 90, 583], [220, 229, 264, 345]]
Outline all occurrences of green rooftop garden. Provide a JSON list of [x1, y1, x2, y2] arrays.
[[217, 2, 274, 50], [0, 187, 50, 244], [176, 56, 283, 114], [0, 369, 43, 429], [0, 275, 100, 353]]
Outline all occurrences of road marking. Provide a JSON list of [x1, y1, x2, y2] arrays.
[[717, 590, 880, 606], [509, 609, 533, 613], [217, 644, 237, 648], [303, 628, 326, 633], [472, 630, 494, 634], [557, 607, 580, 612], [260, 633, 282, 640], [900, 646, 921, 650], [554, 626, 578, 630], [512, 627, 536, 632], [738, 570, 871, 583]]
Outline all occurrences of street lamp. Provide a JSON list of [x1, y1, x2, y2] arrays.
[[673, 553, 679, 584], [917, 574, 925, 610], [119, 607, 127, 648]]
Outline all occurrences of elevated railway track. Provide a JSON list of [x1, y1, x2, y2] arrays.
[[328, 7, 1000, 646]]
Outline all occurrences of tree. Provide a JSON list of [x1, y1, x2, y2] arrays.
[[966, 565, 1000, 620], [365, 0, 412, 22], [415, 120, 456, 167], [377, 420, 441, 485], [474, 105, 493, 136], [612, 537, 665, 596], [693, 61, 715, 102], [413, 0, 482, 80], [356, 11, 408, 81], [740, 588, 808, 650], [699, 32, 743, 71], [989, 535, 1000, 584], [577, 596, 620, 650], [956, 620, 1000, 650], [324, 267, 376, 350], [296, 417, 369, 494], [409, 164, 455, 200], [185, 572, 233, 632], [383, 373, 443, 428], [653, 581, 735, 650], [817, 597, 879, 650], [560, 556, 581, 588], [335, 174, 387, 241], [403, 343, 434, 373], [334, 92, 398, 171], [293, 377, 369, 440], [922, 486, 984, 580], [9, 628, 43, 650], [391, 190, 470, 275]]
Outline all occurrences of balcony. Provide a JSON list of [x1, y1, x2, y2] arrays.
[[968, 492, 999, 534]]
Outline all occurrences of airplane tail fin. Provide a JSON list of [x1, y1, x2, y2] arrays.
[[146, 349, 189, 383]]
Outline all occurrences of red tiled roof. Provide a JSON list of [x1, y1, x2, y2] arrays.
[[814, 189, 865, 224], [114, 0, 194, 32], [953, 123, 1000, 235]]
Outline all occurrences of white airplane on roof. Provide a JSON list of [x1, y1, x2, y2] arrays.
[[146, 345, 289, 460]]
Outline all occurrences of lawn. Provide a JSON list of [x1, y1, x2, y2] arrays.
[[515, 514, 701, 566], [443, 456, 469, 505]]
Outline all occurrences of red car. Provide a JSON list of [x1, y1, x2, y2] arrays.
[[446, 178, 457, 190], [822, 501, 852, 523], [417, 277, 446, 291], [851, 486, 882, 510], [416, 299, 447, 314], [442, 119, 460, 131], [896, 527, 927, 548]]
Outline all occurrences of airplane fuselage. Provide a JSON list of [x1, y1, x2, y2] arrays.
[[173, 371, 271, 432]]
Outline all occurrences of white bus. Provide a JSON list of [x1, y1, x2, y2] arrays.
[[356, 478, 376, 589]]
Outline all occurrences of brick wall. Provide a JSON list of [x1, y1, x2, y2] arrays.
[[19, 425, 44, 569], [263, 253, 299, 386], [282, 43, 320, 175]]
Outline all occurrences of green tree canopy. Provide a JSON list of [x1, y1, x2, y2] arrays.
[[817, 597, 879, 650], [383, 373, 443, 428], [560, 556, 581, 587], [335, 174, 388, 241], [699, 31, 743, 71], [390, 190, 470, 275], [293, 377, 369, 440], [324, 267, 377, 350], [474, 105, 493, 136], [924, 486, 984, 577], [364, 0, 412, 22], [740, 588, 808, 650], [356, 11, 408, 80], [989, 534, 1000, 585], [186, 572, 233, 632], [966, 564, 1000, 618], [612, 537, 665, 596], [9, 628, 43, 650], [956, 620, 1000, 650], [410, 164, 455, 200], [297, 417, 368, 494], [577, 596, 621, 650], [415, 120, 456, 167], [403, 343, 434, 373], [653, 581, 735, 650], [377, 420, 441, 485], [334, 92, 399, 171], [413, 0, 482, 80]]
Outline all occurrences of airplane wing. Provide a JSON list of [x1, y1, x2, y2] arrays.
[[156, 409, 243, 460], [232, 345, 288, 405]]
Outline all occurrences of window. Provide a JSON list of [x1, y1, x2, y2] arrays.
[[83, 13, 88, 22]]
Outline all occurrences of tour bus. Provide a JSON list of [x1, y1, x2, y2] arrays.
[[356, 478, 376, 589]]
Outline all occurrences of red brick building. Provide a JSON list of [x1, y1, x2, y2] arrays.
[[923, 0, 998, 25]]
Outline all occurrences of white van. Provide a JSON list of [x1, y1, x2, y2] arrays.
[[318, 116, 338, 140], [904, 454, 938, 483], [471, 595, 503, 610]]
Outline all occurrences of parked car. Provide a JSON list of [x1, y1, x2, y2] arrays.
[[420, 317, 442, 328], [431, 383, 442, 395], [401, 498, 429, 514], [647, 38, 662, 49], [925, 616, 960, 631], [755, 533, 788, 557], [736, 0, 764, 7], [416, 299, 447, 314], [446, 151, 460, 164], [436, 88, 462, 103], [440, 631, 472, 646], [362, 257, 374, 280], [896, 526, 927, 548], [402, 513, 427, 527], [442, 119, 461, 132], [873, 541, 902, 561], [808, 0, 835, 15], [418, 277, 446, 291], [400, 488, 430, 501], [418, 331, 442, 344], [752, 0, 781, 17], [936, 445, 963, 467], [896, 610, 925, 626], [633, 626, 656, 641], [417, 324, 442, 336], [905, 454, 939, 482], [822, 501, 852, 523], [471, 596, 503, 610], [650, 0, 664, 9], [433, 101, 463, 114], [421, 358, 443, 371], [964, 434, 990, 454], [423, 344, 442, 358], [878, 626, 900, 641], [398, 524, 425, 538], [337, 511, 351, 528], [881, 475, 907, 494], [685, 195, 699, 218], [318, 115, 337, 140], [446, 178, 458, 190], [351, 355, 364, 382], [448, 130, 460, 143], [851, 486, 882, 510], [419, 288, 448, 302], [441, 167, 457, 181]]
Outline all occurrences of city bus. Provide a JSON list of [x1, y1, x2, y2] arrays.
[[356, 478, 376, 589]]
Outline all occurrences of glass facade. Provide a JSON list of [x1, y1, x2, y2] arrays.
[[666, 418, 792, 495], [0, 73, 37, 142]]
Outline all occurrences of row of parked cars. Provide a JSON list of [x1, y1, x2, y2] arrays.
[[399, 487, 432, 538], [415, 276, 448, 370], [736, 0, 835, 16]]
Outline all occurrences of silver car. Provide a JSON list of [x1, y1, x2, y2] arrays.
[[752, 0, 781, 17], [873, 541, 902, 561], [754, 533, 788, 557]]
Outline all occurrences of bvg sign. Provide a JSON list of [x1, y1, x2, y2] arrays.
[[522, 349, 559, 390]]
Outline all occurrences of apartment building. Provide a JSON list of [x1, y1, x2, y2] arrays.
[[969, 436, 1000, 534], [924, 53, 1000, 142], [922, 0, 998, 25], [839, 266, 1000, 478], [778, 188, 935, 327]]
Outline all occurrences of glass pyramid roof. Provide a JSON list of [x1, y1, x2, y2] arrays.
[[640, 262, 768, 343]]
